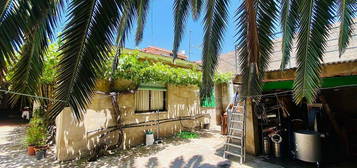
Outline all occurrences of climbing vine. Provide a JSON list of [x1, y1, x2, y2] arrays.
[[100, 52, 233, 86], [8, 47, 232, 86]]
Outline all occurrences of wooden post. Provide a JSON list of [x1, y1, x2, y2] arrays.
[[245, 98, 260, 155]]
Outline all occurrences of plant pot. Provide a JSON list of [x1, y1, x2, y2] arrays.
[[34, 146, 48, 159], [35, 149, 46, 160], [27, 145, 36, 155]]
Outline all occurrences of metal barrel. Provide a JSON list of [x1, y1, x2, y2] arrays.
[[271, 134, 282, 158], [273, 142, 281, 158], [263, 137, 271, 155]]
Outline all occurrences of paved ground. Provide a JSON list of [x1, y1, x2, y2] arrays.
[[0, 123, 285, 168]]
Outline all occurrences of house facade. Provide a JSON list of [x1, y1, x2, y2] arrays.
[[54, 48, 219, 161]]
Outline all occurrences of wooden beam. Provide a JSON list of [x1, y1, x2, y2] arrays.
[[234, 61, 357, 82]]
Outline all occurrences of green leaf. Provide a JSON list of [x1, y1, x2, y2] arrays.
[[0, 0, 12, 21], [49, 0, 121, 120], [280, 0, 299, 70], [293, 0, 335, 104], [172, 0, 190, 60], [10, 27, 46, 106], [135, 0, 150, 45], [337, 0, 356, 57], [190, 0, 202, 20], [201, 0, 229, 98], [236, 0, 278, 99], [112, 1, 137, 80], [0, 1, 30, 75], [9, 0, 63, 106]]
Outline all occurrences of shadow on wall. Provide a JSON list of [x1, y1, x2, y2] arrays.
[[56, 86, 211, 161]]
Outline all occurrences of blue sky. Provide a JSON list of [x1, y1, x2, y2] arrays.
[[56, 1, 241, 61], [124, 0, 241, 61]]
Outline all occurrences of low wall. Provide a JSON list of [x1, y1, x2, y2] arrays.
[[55, 85, 212, 161]]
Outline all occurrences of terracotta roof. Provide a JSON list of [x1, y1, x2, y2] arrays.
[[141, 46, 188, 60], [217, 20, 357, 74], [194, 60, 202, 64]]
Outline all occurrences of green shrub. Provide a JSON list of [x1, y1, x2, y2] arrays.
[[24, 113, 47, 146], [177, 131, 199, 139]]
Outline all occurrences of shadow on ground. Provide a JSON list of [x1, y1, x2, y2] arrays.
[[0, 125, 59, 168], [168, 155, 232, 168]]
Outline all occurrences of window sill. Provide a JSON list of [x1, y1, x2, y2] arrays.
[[134, 111, 168, 115]]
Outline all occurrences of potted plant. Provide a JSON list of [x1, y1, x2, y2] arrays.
[[24, 113, 47, 157], [25, 126, 40, 155]]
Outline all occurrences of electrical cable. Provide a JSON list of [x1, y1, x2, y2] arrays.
[[0, 88, 65, 102]]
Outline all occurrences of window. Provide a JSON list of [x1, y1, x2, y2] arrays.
[[135, 90, 166, 113]]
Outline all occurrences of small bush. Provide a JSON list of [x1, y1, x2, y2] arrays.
[[24, 110, 47, 146], [177, 131, 199, 139]]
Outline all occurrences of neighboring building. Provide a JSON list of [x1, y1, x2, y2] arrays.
[[218, 21, 357, 158], [142, 46, 188, 60], [217, 51, 237, 74], [55, 48, 216, 161]]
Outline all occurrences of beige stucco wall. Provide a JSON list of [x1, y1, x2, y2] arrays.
[[56, 85, 213, 161], [214, 83, 231, 125]]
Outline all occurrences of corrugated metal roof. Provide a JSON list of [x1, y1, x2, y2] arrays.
[[217, 20, 357, 74]]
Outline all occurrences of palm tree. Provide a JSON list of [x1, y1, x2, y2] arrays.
[[0, 0, 150, 120], [174, 0, 356, 104], [0, 0, 355, 120]]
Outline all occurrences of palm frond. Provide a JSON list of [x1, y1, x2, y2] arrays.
[[111, 0, 136, 77], [9, 26, 47, 106], [0, 0, 30, 73], [190, 0, 202, 20], [49, 0, 121, 120], [200, 0, 229, 98], [9, 0, 63, 106], [0, 0, 12, 21], [293, 0, 335, 104], [172, 0, 190, 60], [135, 0, 150, 45], [236, 0, 260, 98], [236, 1, 249, 97], [280, 0, 299, 69], [255, 0, 278, 97], [236, 0, 278, 99], [337, 0, 356, 57]]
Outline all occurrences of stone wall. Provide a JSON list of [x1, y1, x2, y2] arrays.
[[55, 85, 213, 161]]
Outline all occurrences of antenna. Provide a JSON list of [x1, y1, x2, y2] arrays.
[[189, 30, 192, 58], [150, 1, 154, 44]]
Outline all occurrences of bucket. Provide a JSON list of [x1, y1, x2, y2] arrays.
[[271, 134, 282, 158], [146, 132, 154, 146]]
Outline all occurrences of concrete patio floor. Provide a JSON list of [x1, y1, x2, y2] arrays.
[[0, 123, 283, 168], [0, 123, 357, 168], [2, 122, 355, 168]]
